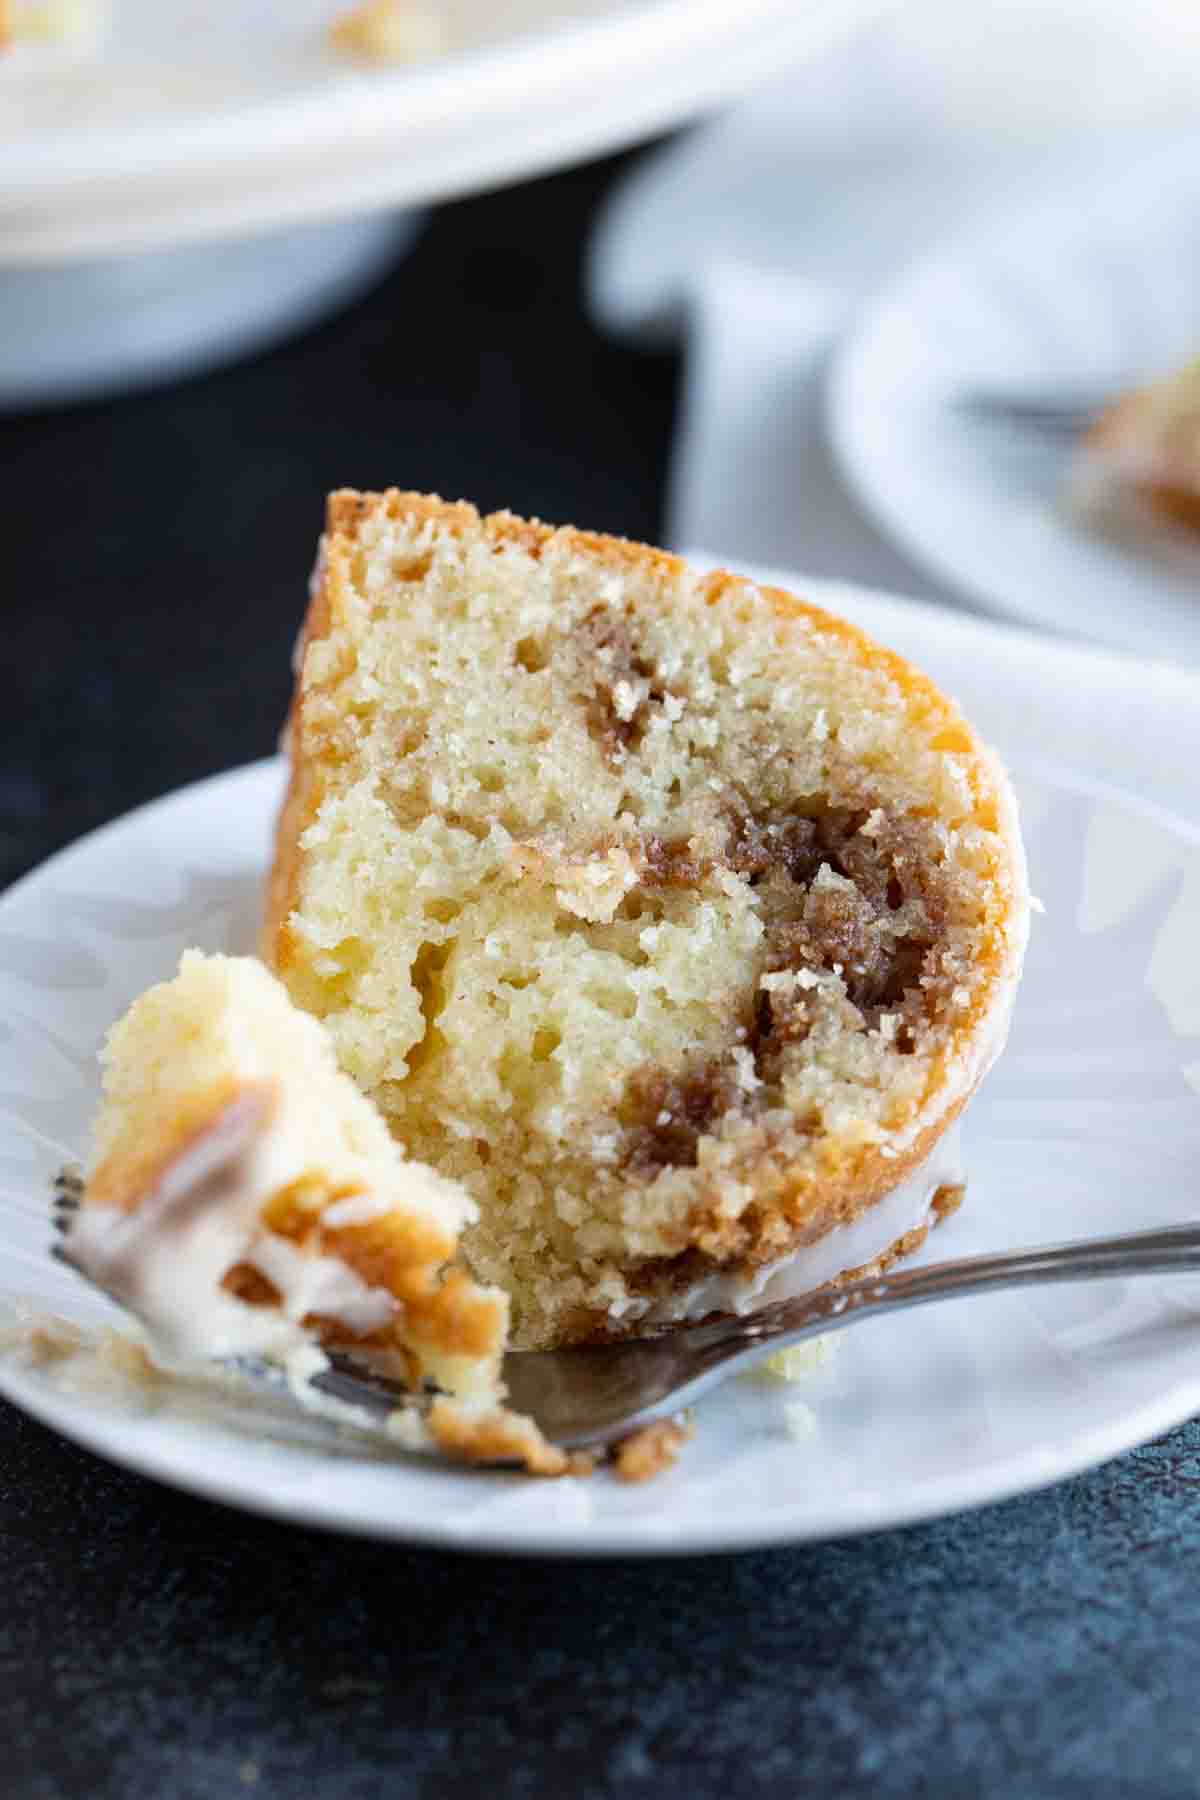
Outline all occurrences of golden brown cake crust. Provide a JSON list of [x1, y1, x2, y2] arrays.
[[264, 491, 1026, 1346]]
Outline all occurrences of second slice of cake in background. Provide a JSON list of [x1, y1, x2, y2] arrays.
[[265, 492, 1029, 1349], [1073, 355, 1200, 538]]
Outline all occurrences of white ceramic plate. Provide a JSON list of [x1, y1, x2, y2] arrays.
[[830, 136, 1200, 666], [0, 0, 850, 264], [3, 578, 1200, 1555]]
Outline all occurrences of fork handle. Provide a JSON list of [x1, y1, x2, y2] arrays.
[[700, 1223, 1200, 1366], [502, 1223, 1200, 1448]]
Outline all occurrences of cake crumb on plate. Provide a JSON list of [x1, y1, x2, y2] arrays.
[[613, 1416, 693, 1482], [329, 0, 442, 64], [750, 1336, 839, 1382]]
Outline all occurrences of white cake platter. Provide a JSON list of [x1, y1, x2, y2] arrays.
[[0, 0, 867, 406]]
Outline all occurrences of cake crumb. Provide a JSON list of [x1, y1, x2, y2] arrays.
[[428, 1398, 594, 1477], [750, 1336, 837, 1382], [329, 0, 442, 64], [1, 0, 106, 47], [612, 1416, 693, 1482], [783, 1400, 817, 1440], [931, 1181, 966, 1221], [0, 1314, 85, 1365], [92, 1331, 161, 1386]]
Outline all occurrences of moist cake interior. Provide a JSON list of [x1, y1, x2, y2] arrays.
[[275, 500, 1014, 1346]]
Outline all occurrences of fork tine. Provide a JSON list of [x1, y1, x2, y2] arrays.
[[51, 1164, 84, 1234]]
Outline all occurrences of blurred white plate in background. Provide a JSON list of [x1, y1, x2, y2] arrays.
[[830, 136, 1200, 665], [3, 579, 1200, 1554], [0, 0, 859, 263]]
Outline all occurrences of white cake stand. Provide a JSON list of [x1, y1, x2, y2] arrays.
[[0, 213, 423, 410], [0, 0, 873, 408]]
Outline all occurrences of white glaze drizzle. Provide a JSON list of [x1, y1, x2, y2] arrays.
[[64, 1095, 397, 1362], [629, 1123, 964, 1326]]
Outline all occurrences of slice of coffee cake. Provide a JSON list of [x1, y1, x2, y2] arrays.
[[265, 492, 1028, 1349]]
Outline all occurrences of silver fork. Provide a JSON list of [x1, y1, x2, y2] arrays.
[[955, 385, 1117, 439], [50, 1175, 1200, 1455]]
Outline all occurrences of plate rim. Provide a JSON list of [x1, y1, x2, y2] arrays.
[[3, 1343, 1199, 1557]]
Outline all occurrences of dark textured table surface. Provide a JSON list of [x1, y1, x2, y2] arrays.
[[2, 147, 1198, 1800]]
